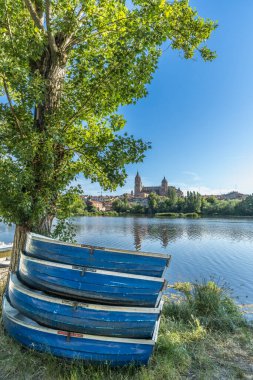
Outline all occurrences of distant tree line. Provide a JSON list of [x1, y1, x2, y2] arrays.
[[111, 190, 253, 217], [56, 190, 253, 218]]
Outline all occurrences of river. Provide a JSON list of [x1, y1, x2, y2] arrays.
[[1, 216, 253, 305]]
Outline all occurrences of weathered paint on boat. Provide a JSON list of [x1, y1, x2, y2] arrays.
[[25, 233, 171, 277], [3, 296, 159, 365], [19, 253, 166, 307], [9, 274, 163, 338]]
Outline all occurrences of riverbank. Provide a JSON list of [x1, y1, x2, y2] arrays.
[[0, 275, 252, 380], [74, 211, 253, 218], [155, 212, 200, 218]]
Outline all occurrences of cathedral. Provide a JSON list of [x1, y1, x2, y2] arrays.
[[134, 172, 183, 198], [134, 172, 169, 197]]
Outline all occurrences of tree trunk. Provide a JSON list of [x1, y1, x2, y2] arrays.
[[6, 42, 67, 279], [10, 225, 29, 273], [45, 62, 66, 112], [9, 215, 54, 276], [37, 214, 54, 236]]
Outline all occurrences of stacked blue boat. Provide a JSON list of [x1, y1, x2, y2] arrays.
[[3, 233, 171, 366]]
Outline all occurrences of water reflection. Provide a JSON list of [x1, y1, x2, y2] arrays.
[[73, 217, 253, 303], [2, 217, 253, 252], [1, 217, 253, 304], [132, 220, 183, 250], [130, 217, 253, 251]]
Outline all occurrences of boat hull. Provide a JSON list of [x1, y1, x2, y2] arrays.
[[9, 274, 162, 338], [19, 253, 166, 307], [25, 233, 170, 277], [3, 297, 157, 366]]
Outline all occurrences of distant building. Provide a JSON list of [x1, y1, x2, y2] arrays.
[[81, 195, 114, 211], [217, 191, 248, 201], [134, 172, 182, 198], [89, 200, 105, 211], [103, 202, 113, 211], [128, 197, 149, 207]]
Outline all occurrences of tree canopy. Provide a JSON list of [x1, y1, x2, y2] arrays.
[[0, 0, 217, 237]]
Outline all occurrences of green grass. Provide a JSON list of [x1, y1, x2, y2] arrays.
[[0, 276, 252, 380], [155, 212, 200, 218], [79, 211, 119, 217], [166, 280, 247, 332]]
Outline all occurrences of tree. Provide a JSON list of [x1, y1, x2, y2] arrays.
[[86, 198, 97, 213], [112, 198, 130, 213], [235, 195, 253, 216], [148, 192, 159, 214], [57, 189, 87, 217], [184, 191, 202, 213], [131, 203, 145, 215], [0, 0, 216, 271], [167, 187, 178, 207]]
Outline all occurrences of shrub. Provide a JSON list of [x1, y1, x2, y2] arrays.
[[155, 212, 179, 217], [184, 213, 200, 218], [164, 280, 246, 332]]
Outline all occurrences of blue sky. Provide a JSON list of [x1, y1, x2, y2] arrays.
[[85, 0, 253, 196], [2, 2, 252, 196], [83, 1, 253, 196]]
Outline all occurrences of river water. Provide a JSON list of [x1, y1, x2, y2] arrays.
[[1, 216, 253, 305]]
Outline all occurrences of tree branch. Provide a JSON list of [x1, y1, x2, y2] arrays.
[[34, 0, 44, 25], [61, 8, 133, 52], [45, 0, 58, 56], [62, 46, 137, 128], [76, 5, 84, 20], [61, 6, 86, 51], [1, 76, 24, 138], [4, 0, 15, 51], [23, 0, 44, 31]]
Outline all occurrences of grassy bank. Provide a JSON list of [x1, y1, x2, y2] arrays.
[[78, 212, 253, 219], [155, 212, 200, 218], [0, 276, 252, 380]]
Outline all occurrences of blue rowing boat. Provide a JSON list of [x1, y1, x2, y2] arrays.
[[3, 296, 159, 366], [8, 274, 163, 338], [25, 233, 171, 277], [19, 253, 166, 307]]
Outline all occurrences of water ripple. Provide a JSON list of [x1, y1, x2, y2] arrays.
[[1, 217, 253, 304]]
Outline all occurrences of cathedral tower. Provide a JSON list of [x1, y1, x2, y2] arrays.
[[160, 176, 168, 196], [134, 172, 142, 196]]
